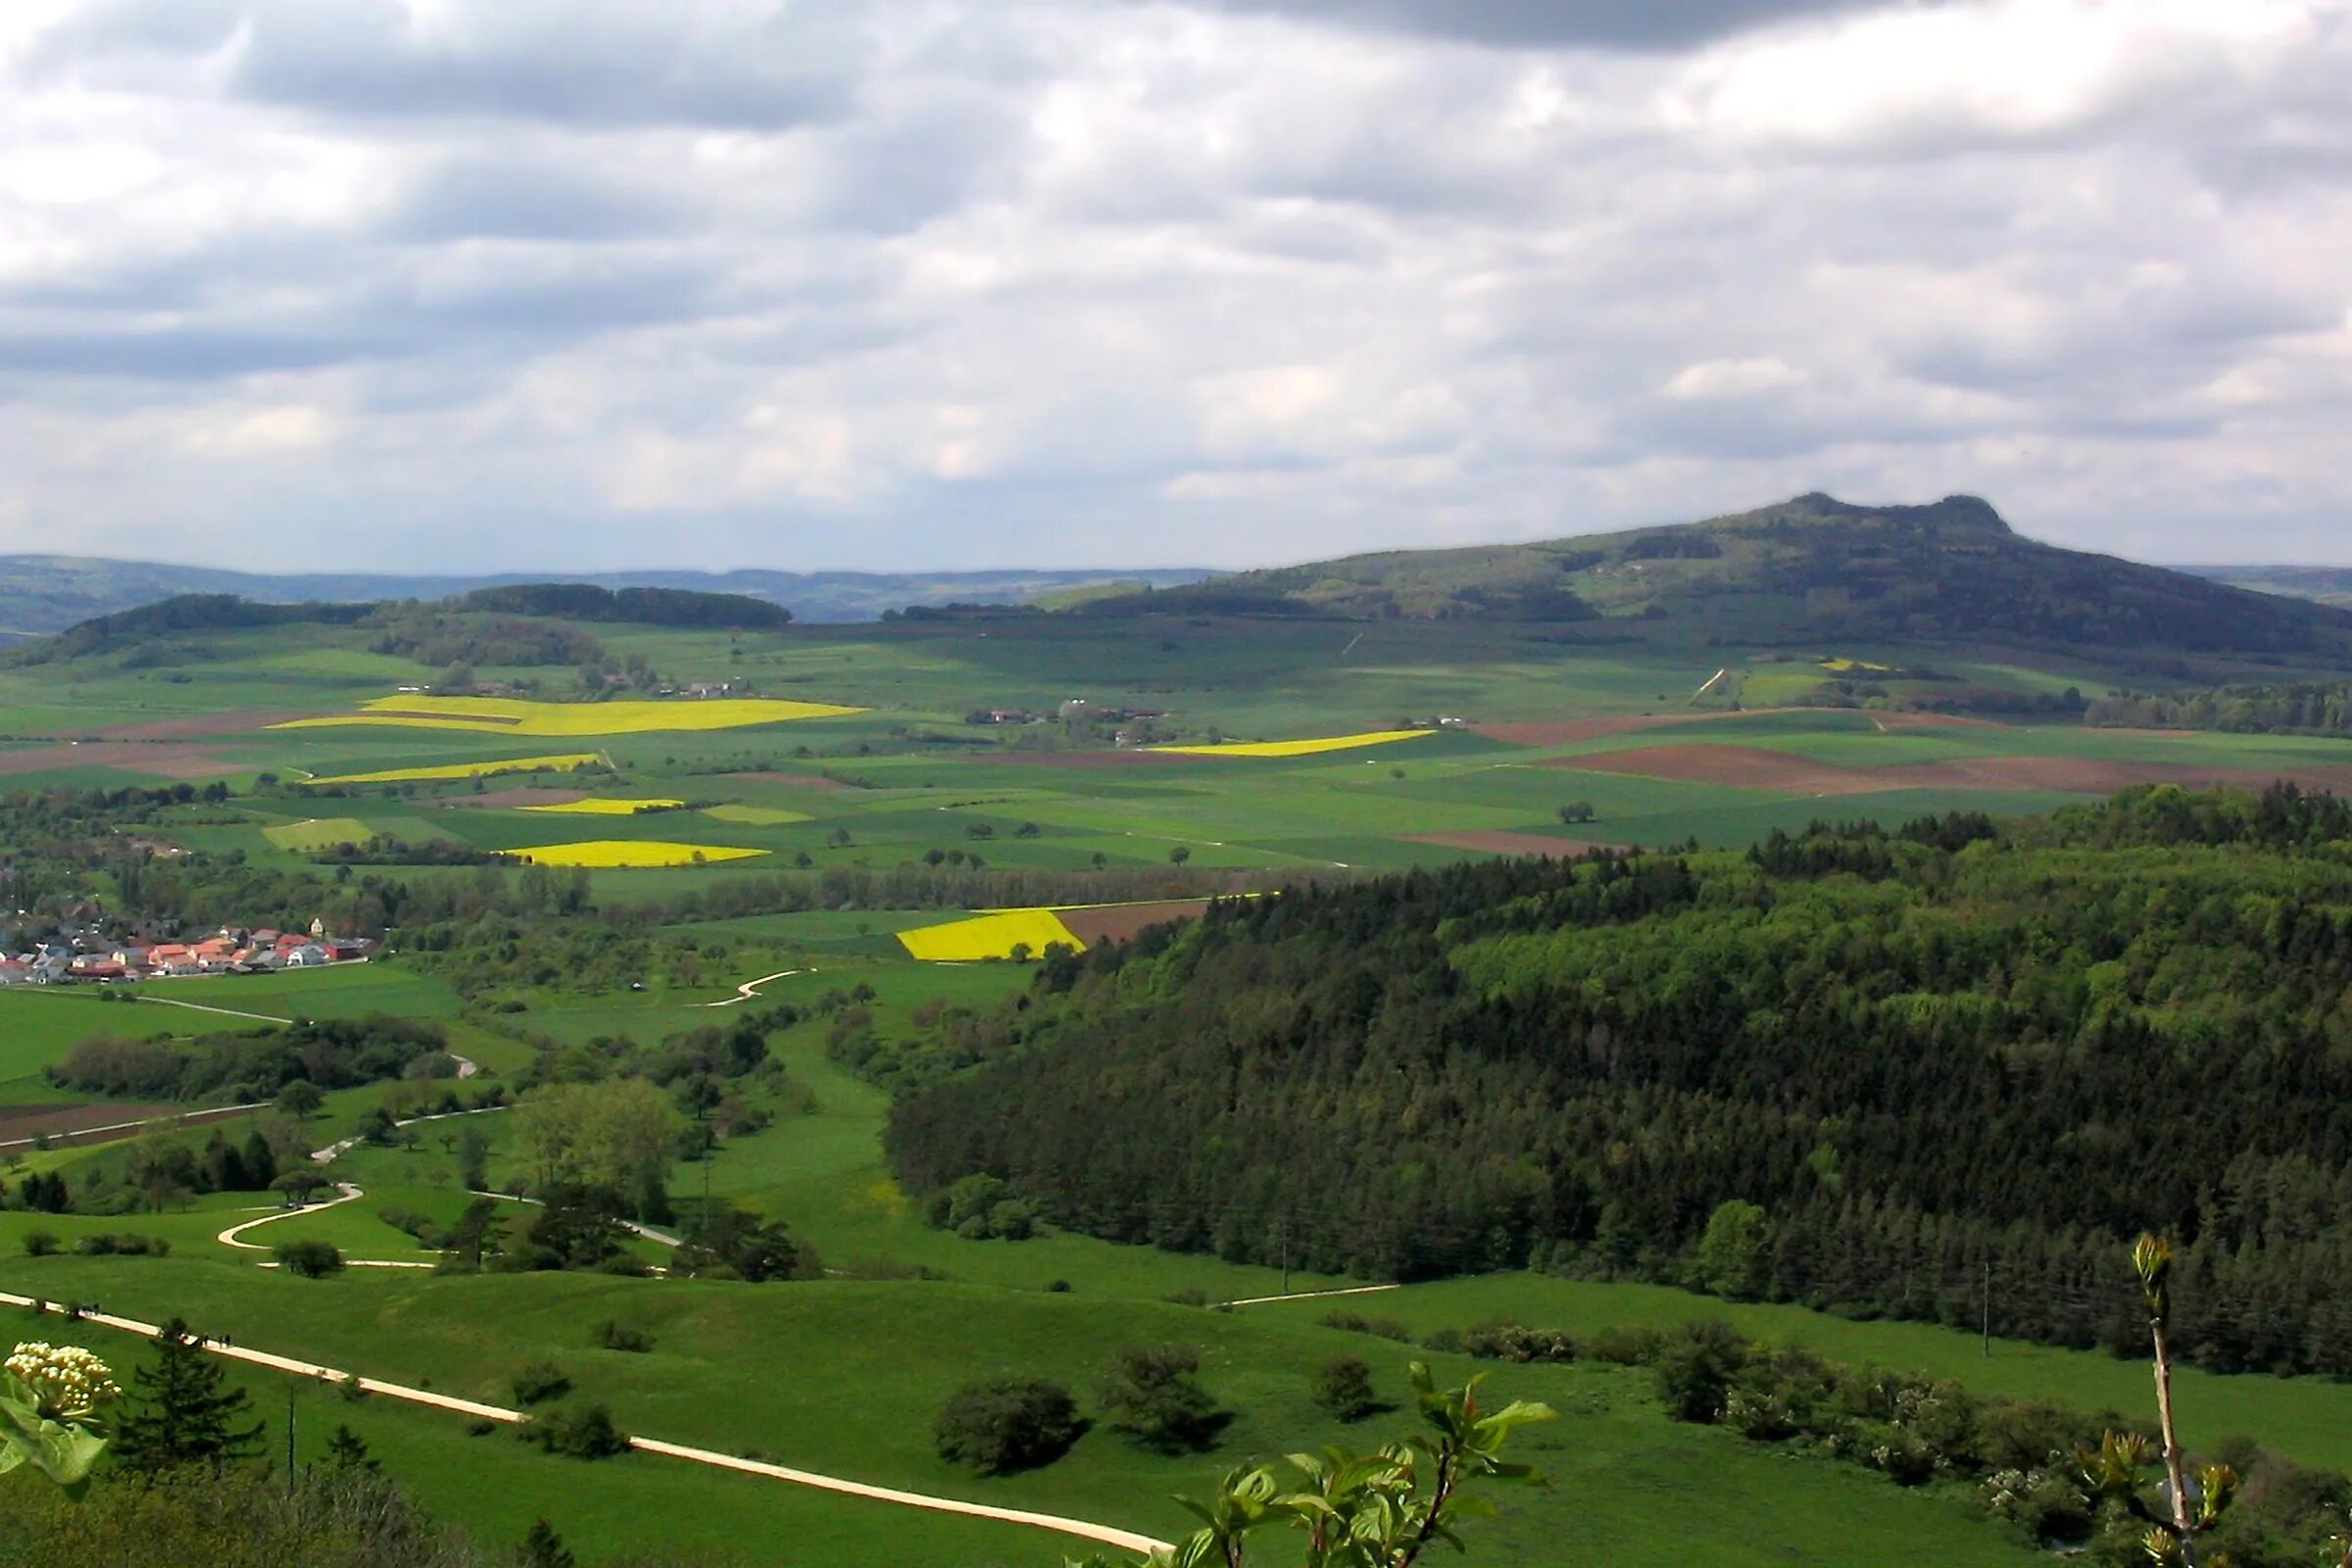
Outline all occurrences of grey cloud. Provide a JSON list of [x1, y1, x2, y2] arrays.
[[0, 324, 402, 380], [1179, 0, 1901, 52], [29, 0, 865, 129], [384, 160, 703, 244], [0, 0, 2346, 569]]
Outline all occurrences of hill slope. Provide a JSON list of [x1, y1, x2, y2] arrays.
[[1087, 493, 2352, 658], [2182, 564, 2352, 611], [0, 557, 1215, 638], [885, 791, 2352, 1374]]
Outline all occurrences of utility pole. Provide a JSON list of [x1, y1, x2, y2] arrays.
[[285, 1383, 297, 1494], [1982, 1260, 1992, 1357]]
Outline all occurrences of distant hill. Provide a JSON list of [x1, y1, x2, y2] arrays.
[[0, 557, 1216, 639], [2181, 564, 2352, 611], [1082, 493, 2352, 658]]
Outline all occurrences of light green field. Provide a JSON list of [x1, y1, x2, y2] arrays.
[[13, 1261, 2041, 1568]]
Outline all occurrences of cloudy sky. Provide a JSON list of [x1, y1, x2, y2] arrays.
[[1, 0, 2346, 573]]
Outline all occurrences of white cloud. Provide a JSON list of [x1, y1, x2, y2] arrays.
[[0, 0, 2344, 571]]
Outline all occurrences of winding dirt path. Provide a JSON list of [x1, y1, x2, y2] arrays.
[[1219, 1283, 1401, 1309], [0, 1293, 1168, 1555], [216, 1183, 364, 1251], [134, 995, 293, 1026], [703, 968, 806, 1007]]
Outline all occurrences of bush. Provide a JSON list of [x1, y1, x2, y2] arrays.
[[74, 1233, 172, 1258], [515, 1403, 628, 1459], [21, 1232, 59, 1257], [1310, 1356, 1378, 1422], [1652, 1320, 1750, 1424], [597, 1321, 656, 1354], [933, 1378, 1082, 1475], [274, 1241, 341, 1277], [1319, 1310, 1412, 1342], [511, 1362, 572, 1406], [1459, 1320, 1577, 1364], [1098, 1345, 1231, 1454], [1581, 1325, 1660, 1366]]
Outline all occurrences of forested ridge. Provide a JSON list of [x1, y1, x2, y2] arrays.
[[885, 786, 2352, 1375]]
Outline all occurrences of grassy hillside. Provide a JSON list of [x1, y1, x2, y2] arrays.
[[1092, 493, 2352, 658], [0, 556, 1217, 637]]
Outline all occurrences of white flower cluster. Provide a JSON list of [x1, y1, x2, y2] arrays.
[[5, 1342, 122, 1422]]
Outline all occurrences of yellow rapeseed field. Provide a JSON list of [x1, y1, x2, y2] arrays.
[[304, 754, 603, 786], [519, 798, 685, 816], [898, 908, 1087, 961], [273, 694, 864, 737], [511, 840, 767, 868], [1149, 729, 1432, 759]]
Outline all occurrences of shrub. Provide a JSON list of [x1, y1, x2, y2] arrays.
[[1099, 1345, 1230, 1454], [21, 1232, 59, 1257], [1652, 1320, 1750, 1424], [1459, 1320, 1577, 1364], [597, 1321, 655, 1353], [933, 1378, 1082, 1475], [1044, 1279, 1072, 1294], [1319, 1310, 1412, 1342], [74, 1233, 172, 1258], [1582, 1325, 1660, 1365], [515, 1403, 628, 1459], [1310, 1356, 1378, 1422], [510, 1362, 572, 1406], [273, 1241, 342, 1278]]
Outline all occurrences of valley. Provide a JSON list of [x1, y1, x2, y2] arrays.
[[5, 496, 2352, 1566]]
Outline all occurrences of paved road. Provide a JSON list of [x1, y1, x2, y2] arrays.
[[0, 1292, 1168, 1556]]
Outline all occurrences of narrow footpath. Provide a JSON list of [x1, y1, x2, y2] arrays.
[[0, 1292, 1169, 1556]]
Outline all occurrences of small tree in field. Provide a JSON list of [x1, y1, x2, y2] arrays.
[[112, 1317, 263, 1474], [2075, 1235, 2239, 1566], [1066, 1364, 1554, 1568], [1100, 1345, 1228, 1454], [934, 1377, 1082, 1475], [1310, 1356, 1377, 1423]]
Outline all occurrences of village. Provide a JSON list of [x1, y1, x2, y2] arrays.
[[0, 917, 375, 987]]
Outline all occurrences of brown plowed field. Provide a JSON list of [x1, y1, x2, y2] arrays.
[[1901, 756, 2352, 794], [1475, 709, 2012, 748], [1403, 831, 1631, 858], [437, 787, 590, 808], [0, 743, 240, 779], [0, 1101, 259, 1151], [1058, 900, 1210, 945], [68, 710, 309, 742], [1537, 744, 2352, 798]]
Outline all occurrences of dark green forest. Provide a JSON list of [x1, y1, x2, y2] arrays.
[[884, 786, 2352, 1376]]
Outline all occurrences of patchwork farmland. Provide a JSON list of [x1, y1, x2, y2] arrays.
[[4, 577, 2352, 1568]]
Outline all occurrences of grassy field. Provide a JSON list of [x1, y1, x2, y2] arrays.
[[9, 1260, 2044, 1568]]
